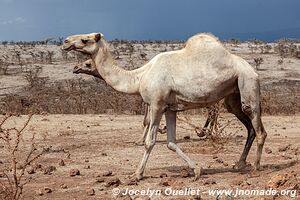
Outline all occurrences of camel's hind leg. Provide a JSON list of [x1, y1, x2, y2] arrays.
[[238, 74, 267, 170], [224, 93, 255, 169]]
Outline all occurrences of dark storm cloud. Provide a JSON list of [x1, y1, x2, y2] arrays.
[[0, 0, 299, 41]]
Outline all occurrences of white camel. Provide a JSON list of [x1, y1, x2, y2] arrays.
[[62, 33, 267, 180], [73, 59, 215, 144]]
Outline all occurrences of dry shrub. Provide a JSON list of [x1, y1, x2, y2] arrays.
[[0, 114, 44, 200], [177, 101, 233, 145], [0, 79, 143, 115]]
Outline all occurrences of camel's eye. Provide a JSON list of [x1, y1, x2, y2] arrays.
[[86, 63, 92, 68], [81, 39, 89, 44]]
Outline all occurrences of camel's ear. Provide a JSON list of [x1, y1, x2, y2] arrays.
[[94, 33, 103, 42]]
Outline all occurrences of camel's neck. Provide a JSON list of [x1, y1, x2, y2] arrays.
[[92, 42, 146, 94]]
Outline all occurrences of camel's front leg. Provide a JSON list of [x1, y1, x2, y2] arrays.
[[165, 110, 201, 180], [134, 106, 163, 180]]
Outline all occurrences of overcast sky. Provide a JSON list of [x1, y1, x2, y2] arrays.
[[0, 0, 299, 41]]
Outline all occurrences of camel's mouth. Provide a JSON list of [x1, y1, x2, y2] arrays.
[[73, 66, 81, 74], [62, 44, 75, 51]]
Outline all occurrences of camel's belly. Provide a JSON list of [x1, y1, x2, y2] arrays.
[[169, 77, 238, 110]]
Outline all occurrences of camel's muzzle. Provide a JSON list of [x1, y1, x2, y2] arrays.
[[73, 66, 81, 74]]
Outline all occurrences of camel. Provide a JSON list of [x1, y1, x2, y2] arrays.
[[62, 32, 267, 180], [73, 59, 215, 142]]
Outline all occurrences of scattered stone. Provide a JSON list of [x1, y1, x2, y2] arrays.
[[85, 159, 89, 162], [102, 170, 113, 177], [193, 195, 202, 200], [86, 188, 95, 196], [44, 187, 52, 193], [101, 152, 108, 156], [265, 147, 272, 154], [268, 174, 288, 188], [125, 178, 138, 186], [84, 165, 90, 169], [183, 135, 191, 140], [212, 155, 218, 159], [58, 159, 65, 166], [60, 184, 68, 189], [204, 178, 216, 185], [69, 169, 80, 176], [160, 177, 175, 187], [105, 177, 121, 187], [95, 177, 105, 183], [43, 166, 56, 175], [159, 173, 168, 178], [33, 163, 42, 171], [279, 144, 291, 152], [36, 189, 44, 196], [215, 158, 224, 164], [180, 169, 190, 178], [27, 166, 35, 174]]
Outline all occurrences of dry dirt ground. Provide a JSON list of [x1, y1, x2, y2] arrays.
[[1, 114, 299, 200]]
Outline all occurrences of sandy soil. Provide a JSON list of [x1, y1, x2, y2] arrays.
[[1, 114, 299, 200]]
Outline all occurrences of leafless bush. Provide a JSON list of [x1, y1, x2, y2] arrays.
[[0, 59, 9, 75], [254, 57, 264, 70], [0, 114, 44, 200], [23, 66, 48, 89]]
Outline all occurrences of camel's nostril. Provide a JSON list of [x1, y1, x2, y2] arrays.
[[64, 39, 69, 43]]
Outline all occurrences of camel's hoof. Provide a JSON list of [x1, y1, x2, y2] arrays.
[[193, 166, 202, 181], [233, 161, 247, 170], [254, 163, 261, 171], [129, 172, 143, 181]]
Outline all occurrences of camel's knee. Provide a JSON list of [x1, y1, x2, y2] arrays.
[[144, 139, 155, 150], [256, 131, 267, 145], [167, 142, 177, 152], [241, 102, 253, 116]]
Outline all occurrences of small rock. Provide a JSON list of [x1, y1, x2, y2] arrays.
[[36, 189, 44, 196], [105, 177, 121, 187], [101, 152, 108, 156], [58, 159, 65, 166], [183, 135, 191, 140], [27, 166, 35, 174], [86, 188, 95, 196], [160, 177, 175, 187], [125, 178, 138, 186], [85, 159, 89, 162], [95, 177, 105, 183], [84, 165, 90, 169], [43, 166, 56, 175], [44, 187, 52, 193], [69, 169, 80, 176], [215, 158, 224, 164], [279, 144, 291, 152], [60, 184, 68, 189], [159, 173, 168, 178], [180, 169, 190, 178], [268, 174, 288, 188], [102, 170, 113, 176], [212, 155, 218, 159], [265, 147, 272, 154], [204, 178, 216, 185]]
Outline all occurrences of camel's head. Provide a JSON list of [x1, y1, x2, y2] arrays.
[[62, 33, 104, 55], [73, 59, 103, 79]]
